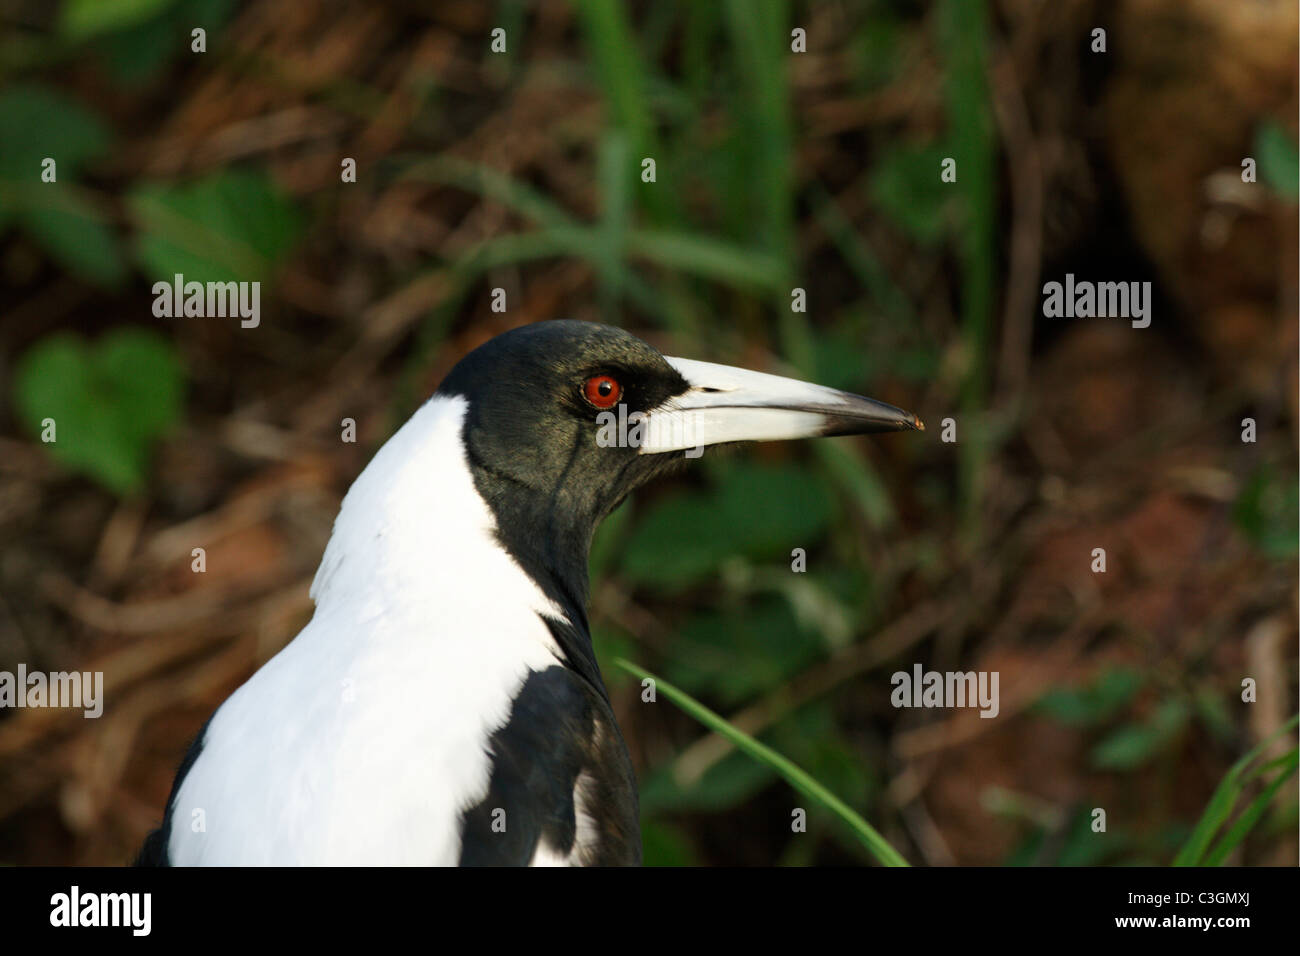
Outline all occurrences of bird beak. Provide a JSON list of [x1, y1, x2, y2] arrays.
[[638, 356, 924, 455]]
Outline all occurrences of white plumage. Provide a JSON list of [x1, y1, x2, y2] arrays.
[[167, 396, 568, 865]]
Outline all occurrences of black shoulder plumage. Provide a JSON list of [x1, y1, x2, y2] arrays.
[[457, 661, 640, 866]]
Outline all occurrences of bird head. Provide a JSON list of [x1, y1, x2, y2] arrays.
[[436, 320, 921, 609]]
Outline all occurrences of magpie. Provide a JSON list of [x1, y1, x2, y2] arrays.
[[137, 320, 921, 866]]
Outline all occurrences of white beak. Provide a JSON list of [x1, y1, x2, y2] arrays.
[[638, 357, 923, 455]]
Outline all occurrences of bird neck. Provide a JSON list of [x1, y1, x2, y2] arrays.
[[458, 455, 606, 692], [309, 395, 606, 695]]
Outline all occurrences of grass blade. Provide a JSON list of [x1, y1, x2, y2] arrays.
[[575, 0, 674, 224], [1174, 712, 1299, 866], [396, 155, 579, 230], [616, 658, 909, 866], [575, 0, 653, 155], [1202, 748, 1298, 866], [626, 229, 786, 290], [937, 0, 996, 526], [595, 131, 631, 313]]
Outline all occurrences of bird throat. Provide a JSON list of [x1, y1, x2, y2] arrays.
[[458, 428, 609, 698]]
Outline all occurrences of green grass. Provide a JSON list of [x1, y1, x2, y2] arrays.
[[1175, 714, 1299, 866], [617, 659, 910, 867], [937, 0, 997, 530]]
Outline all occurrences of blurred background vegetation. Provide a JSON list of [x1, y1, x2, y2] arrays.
[[0, 0, 1296, 866]]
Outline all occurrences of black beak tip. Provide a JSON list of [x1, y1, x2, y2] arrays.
[[818, 397, 924, 437]]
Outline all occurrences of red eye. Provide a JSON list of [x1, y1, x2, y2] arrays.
[[583, 374, 622, 409]]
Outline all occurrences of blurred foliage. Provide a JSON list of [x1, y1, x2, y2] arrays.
[[13, 329, 184, 494], [1030, 675, 1298, 864], [1034, 667, 1145, 727], [129, 170, 303, 284], [59, 0, 177, 40], [1175, 715, 1299, 866], [87, 0, 236, 86], [618, 462, 834, 592], [1090, 698, 1190, 772], [0, 84, 125, 286], [1035, 670, 1243, 775], [1233, 467, 1300, 559], [1255, 120, 1300, 201], [869, 144, 955, 247]]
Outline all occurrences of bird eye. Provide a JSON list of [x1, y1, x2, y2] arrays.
[[583, 374, 622, 409]]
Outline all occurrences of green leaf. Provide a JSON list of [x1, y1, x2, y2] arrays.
[[620, 462, 834, 591], [1255, 121, 1300, 200], [0, 86, 124, 287], [1090, 698, 1189, 771], [640, 747, 776, 814], [13, 329, 185, 494], [60, 0, 178, 40], [98, 330, 187, 444], [93, 12, 177, 83], [92, 0, 237, 86], [707, 461, 836, 552], [129, 169, 303, 285], [666, 599, 823, 705], [619, 492, 722, 590], [1035, 667, 1144, 727], [0, 85, 111, 179], [1192, 687, 1237, 745], [17, 188, 128, 286], [1233, 467, 1299, 558], [617, 659, 909, 866]]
